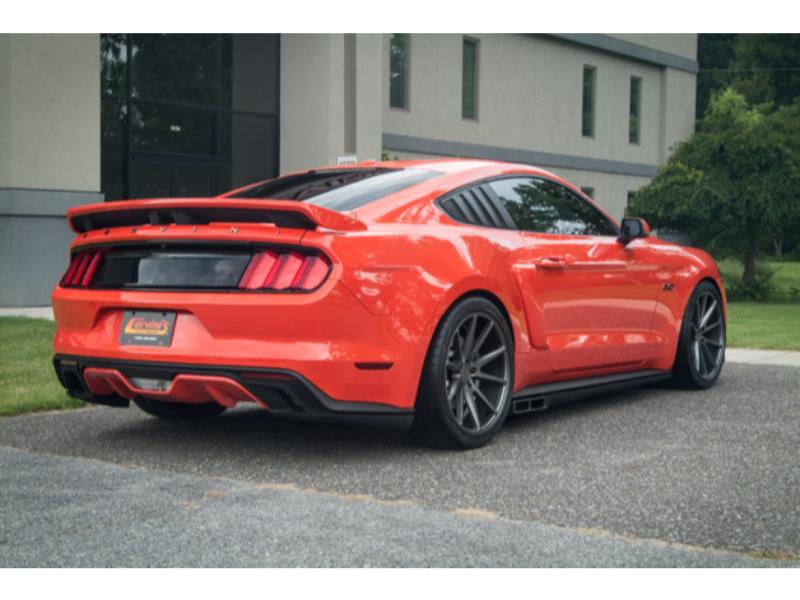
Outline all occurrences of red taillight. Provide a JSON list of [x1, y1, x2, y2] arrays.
[[238, 250, 331, 292], [61, 250, 104, 288]]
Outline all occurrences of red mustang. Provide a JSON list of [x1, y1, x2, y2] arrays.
[[52, 160, 726, 448]]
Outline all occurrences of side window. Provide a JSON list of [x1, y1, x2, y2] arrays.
[[488, 177, 615, 236]]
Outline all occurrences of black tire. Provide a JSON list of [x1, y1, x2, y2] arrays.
[[413, 296, 514, 449], [133, 396, 227, 420], [672, 280, 726, 389]]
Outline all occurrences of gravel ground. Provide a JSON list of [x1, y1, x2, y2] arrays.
[[1, 363, 798, 567]]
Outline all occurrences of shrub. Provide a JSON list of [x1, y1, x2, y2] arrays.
[[719, 259, 776, 301]]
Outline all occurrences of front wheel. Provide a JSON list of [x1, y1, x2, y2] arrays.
[[413, 297, 514, 449], [672, 280, 726, 389]]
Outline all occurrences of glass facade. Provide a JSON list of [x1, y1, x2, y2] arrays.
[[101, 34, 279, 201]]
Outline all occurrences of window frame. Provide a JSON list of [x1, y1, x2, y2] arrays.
[[581, 65, 596, 139], [461, 36, 480, 122], [629, 75, 642, 145], [389, 33, 410, 111], [435, 175, 619, 237]]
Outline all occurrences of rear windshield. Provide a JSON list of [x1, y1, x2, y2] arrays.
[[231, 168, 440, 211]]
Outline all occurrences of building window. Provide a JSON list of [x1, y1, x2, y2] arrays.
[[582, 65, 596, 138], [629, 76, 642, 144], [462, 37, 479, 120], [100, 34, 279, 201], [581, 186, 595, 198], [389, 34, 409, 110]]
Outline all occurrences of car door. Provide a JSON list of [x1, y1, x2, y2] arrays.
[[489, 177, 663, 373]]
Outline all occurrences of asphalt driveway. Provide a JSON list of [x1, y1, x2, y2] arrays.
[[1, 362, 798, 567]]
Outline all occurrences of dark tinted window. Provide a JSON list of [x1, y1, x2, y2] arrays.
[[582, 65, 596, 137], [489, 177, 615, 236], [389, 34, 409, 109], [233, 168, 440, 212], [629, 76, 642, 144], [462, 38, 479, 120]]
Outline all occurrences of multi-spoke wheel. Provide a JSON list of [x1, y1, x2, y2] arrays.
[[445, 313, 510, 434], [414, 297, 514, 448], [673, 281, 726, 389]]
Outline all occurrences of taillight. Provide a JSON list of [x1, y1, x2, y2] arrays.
[[61, 249, 105, 288], [238, 250, 331, 292]]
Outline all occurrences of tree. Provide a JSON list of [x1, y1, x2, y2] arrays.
[[697, 34, 800, 118], [629, 89, 800, 286]]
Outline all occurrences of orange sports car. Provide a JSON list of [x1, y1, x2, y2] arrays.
[[52, 159, 726, 448]]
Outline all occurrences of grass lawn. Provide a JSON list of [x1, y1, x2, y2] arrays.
[[718, 259, 800, 350], [769, 261, 800, 299], [0, 317, 83, 417], [727, 303, 800, 351]]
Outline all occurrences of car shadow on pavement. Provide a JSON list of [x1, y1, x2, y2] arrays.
[[86, 382, 665, 460], [93, 405, 425, 459]]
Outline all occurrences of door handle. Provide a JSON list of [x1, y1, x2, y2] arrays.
[[534, 257, 567, 270]]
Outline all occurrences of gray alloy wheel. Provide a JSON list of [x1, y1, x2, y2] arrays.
[[673, 280, 726, 389], [413, 296, 515, 448], [689, 289, 725, 380], [444, 312, 511, 435]]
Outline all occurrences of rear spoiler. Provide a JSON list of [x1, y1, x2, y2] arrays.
[[66, 198, 367, 234]]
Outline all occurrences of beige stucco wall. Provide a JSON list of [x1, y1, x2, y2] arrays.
[[0, 34, 100, 192], [383, 34, 687, 167], [609, 34, 697, 61], [280, 34, 382, 173], [0, 35, 11, 188], [382, 33, 697, 219]]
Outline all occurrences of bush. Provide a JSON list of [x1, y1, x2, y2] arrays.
[[719, 259, 776, 301]]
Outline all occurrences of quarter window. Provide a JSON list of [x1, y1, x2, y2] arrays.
[[462, 38, 479, 120], [489, 177, 615, 236], [629, 76, 642, 144], [389, 34, 409, 110], [582, 65, 596, 138]]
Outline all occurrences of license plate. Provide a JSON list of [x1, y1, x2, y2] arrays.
[[119, 310, 176, 347]]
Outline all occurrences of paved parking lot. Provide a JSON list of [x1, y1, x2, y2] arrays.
[[1, 362, 798, 567]]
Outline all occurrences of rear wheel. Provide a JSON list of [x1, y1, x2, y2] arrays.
[[133, 397, 227, 420], [414, 297, 514, 449], [672, 281, 726, 389]]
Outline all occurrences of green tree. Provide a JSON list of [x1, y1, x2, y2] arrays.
[[629, 89, 800, 285], [697, 34, 800, 117]]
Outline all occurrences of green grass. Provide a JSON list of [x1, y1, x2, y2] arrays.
[[769, 261, 800, 298], [715, 259, 800, 350], [727, 302, 800, 351], [0, 317, 84, 417]]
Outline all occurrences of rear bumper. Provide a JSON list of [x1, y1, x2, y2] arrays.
[[51, 280, 428, 410], [53, 355, 414, 428]]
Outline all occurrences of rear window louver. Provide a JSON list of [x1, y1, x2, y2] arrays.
[[438, 185, 514, 229]]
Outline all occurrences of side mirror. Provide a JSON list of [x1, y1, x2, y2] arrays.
[[618, 217, 651, 245]]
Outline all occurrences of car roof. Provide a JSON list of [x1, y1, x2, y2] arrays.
[[353, 158, 562, 179], [222, 158, 617, 228]]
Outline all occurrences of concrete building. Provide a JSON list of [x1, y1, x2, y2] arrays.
[[0, 33, 698, 307]]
